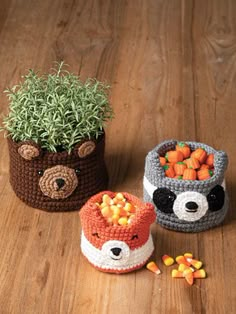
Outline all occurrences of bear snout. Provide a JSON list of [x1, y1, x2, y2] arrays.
[[55, 178, 65, 190], [39, 165, 78, 199]]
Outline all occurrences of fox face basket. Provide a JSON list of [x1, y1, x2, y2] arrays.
[[143, 140, 228, 232], [7, 133, 108, 211], [79, 191, 156, 273]]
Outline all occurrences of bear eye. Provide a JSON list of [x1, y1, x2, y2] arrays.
[[75, 168, 81, 175], [153, 188, 176, 213], [207, 185, 225, 211], [131, 234, 138, 240], [38, 170, 44, 176], [92, 232, 100, 238]]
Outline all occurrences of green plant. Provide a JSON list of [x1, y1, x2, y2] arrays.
[[1, 62, 113, 153]]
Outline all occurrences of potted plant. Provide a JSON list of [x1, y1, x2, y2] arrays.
[[1, 62, 113, 212]]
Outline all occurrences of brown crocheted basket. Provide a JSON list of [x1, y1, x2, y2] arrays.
[[7, 133, 108, 211]]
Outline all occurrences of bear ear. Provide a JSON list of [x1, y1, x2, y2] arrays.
[[76, 140, 96, 158], [17, 141, 41, 160]]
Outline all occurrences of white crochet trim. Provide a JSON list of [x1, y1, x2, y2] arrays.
[[81, 231, 154, 271], [143, 176, 226, 222], [143, 176, 156, 197], [173, 191, 208, 221]]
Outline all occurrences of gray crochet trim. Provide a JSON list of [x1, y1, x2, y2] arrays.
[[143, 139, 229, 232]]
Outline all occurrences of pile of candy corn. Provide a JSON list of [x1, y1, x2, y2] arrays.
[[96, 193, 137, 226], [146, 253, 206, 286], [159, 142, 214, 180]]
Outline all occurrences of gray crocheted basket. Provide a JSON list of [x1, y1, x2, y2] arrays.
[[143, 139, 228, 232]]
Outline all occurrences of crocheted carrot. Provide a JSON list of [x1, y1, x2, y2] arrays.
[[183, 168, 197, 180], [159, 157, 166, 166], [176, 142, 191, 158], [191, 148, 207, 164], [206, 153, 214, 167], [184, 157, 200, 170], [174, 162, 187, 175], [163, 165, 175, 178], [165, 150, 184, 163], [197, 169, 213, 180]]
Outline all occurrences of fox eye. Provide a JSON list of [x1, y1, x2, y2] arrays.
[[131, 234, 138, 240], [92, 232, 100, 238]]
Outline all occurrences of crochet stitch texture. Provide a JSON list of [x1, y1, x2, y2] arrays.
[[79, 191, 156, 273], [143, 139, 228, 232], [8, 133, 108, 211]]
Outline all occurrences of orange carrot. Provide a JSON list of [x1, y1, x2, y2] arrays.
[[176, 142, 191, 158], [183, 168, 197, 180], [191, 148, 207, 164]]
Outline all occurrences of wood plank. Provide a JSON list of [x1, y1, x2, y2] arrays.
[[0, 0, 235, 313]]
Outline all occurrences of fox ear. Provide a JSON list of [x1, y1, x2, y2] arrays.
[[17, 141, 41, 160], [135, 203, 156, 225], [80, 202, 109, 227], [76, 140, 96, 158]]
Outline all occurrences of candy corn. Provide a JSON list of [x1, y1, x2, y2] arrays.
[[146, 261, 161, 275], [186, 258, 203, 269], [184, 272, 194, 286], [184, 253, 193, 259], [178, 263, 194, 272], [176, 255, 191, 266], [193, 269, 206, 278], [172, 270, 184, 278], [171, 253, 206, 286], [162, 254, 175, 266], [98, 193, 137, 225]]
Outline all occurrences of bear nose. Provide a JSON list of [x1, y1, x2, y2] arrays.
[[111, 247, 122, 256], [185, 201, 198, 210], [56, 178, 65, 189]]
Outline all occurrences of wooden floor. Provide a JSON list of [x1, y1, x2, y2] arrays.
[[0, 0, 236, 313]]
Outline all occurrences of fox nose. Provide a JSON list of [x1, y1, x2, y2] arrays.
[[185, 201, 198, 212], [111, 247, 122, 256], [56, 178, 65, 189]]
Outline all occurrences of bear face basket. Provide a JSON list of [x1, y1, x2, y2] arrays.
[[79, 191, 156, 274], [143, 139, 228, 232], [7, 133, 108, 212]]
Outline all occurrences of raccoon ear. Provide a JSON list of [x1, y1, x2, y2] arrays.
[[80, 202, 109, 227], [76, 140, 96, 158], [17, 141, 41, 160]]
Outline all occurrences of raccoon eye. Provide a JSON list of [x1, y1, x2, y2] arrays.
[[38, 170, 44, 176], [153, 188, 176, 213], [75, 168, 81, 175], [92, 232, 100, 238], [207, 185, 225, 211], [131, 234, 138, 240]]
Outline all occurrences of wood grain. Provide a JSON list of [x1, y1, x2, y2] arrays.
[[0, 0, 236, 313]]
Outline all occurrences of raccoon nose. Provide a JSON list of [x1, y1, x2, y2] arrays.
[[111, 247, 122, 256], [56, 178, 65, 189], [185, 201, 198, 210]]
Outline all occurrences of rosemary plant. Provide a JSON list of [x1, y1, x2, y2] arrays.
[[1, 62, 113, 153]]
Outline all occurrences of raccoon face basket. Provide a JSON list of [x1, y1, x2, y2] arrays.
[[143, 140, 228, 232], [79, 191, 156, 274], [7, 133, 108, 211]]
